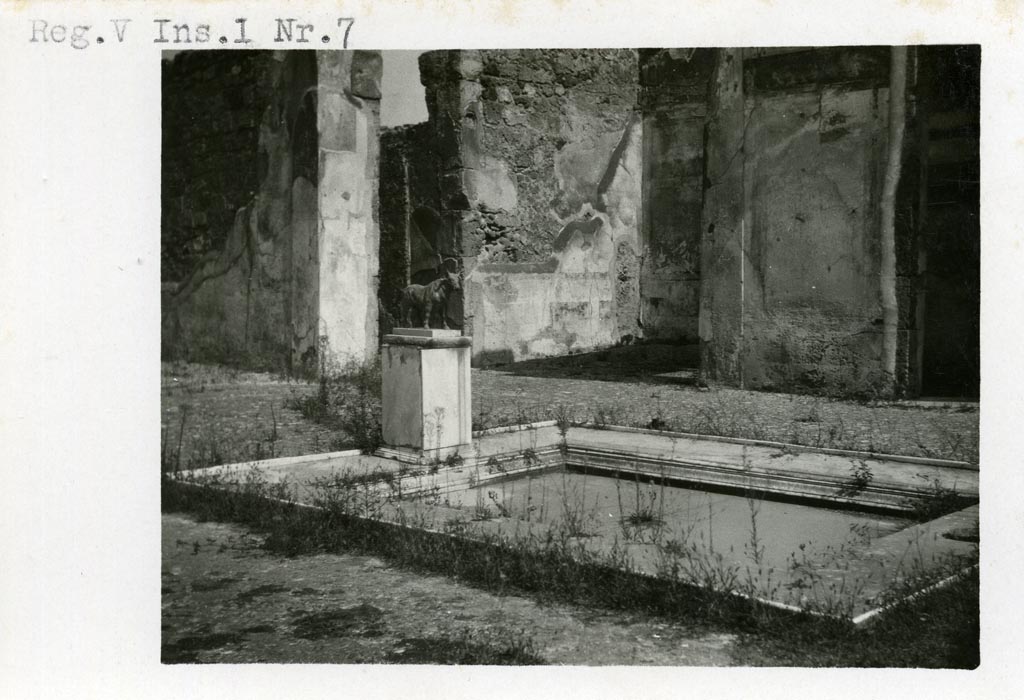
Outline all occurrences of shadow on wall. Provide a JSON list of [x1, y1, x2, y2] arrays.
[[161, 51, 321, 376], [163, 50, 384, 377]]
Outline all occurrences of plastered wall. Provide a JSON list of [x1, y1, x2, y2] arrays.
[[416, 49, 644, 364], [161, 50, 381, 375]]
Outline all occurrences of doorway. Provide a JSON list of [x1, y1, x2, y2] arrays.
[[916, 45, 980, 398]]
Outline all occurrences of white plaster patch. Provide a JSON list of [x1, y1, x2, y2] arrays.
[[527, 337, 563, 358], [320, 151, 368, 221], [467, 156, 518, 211], [472, 269, 616, 362]]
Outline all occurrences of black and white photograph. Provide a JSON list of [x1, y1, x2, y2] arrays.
[[159, 45, 979, 666], [3, 0, 1022, 697]]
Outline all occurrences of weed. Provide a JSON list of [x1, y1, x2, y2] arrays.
[[681, 396, 771, 442], [283, 356, 382, 453], [915, 429, 979, 466], [558, 472, 597, 538], [266, 404, 279, 448], [794, 401, 823, 423], [591, 405, 626, 429], [472, 402, 496, 432], [472, 490, 493, 521], [428, 450, 464, 474], [336, 358, 383, 453], [552, 403, 575, 435], [385, 629, 544, 665], [443, 517, 469, 535], [615, 470, 666, 542], [902, 477, 972, 522], [810, 415, 849, 450], [645, 392, 669, 431], [487, 489, 513, 518], [160, 411, 234, 474], [743, 494, 766, 568], [837, 460, 874, 498], [285, 386, 332, 426]]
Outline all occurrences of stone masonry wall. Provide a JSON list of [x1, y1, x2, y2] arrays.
[[418, 49, 643, 364]]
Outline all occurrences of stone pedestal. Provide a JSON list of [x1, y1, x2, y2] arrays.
[[379, 328, 472, 463]]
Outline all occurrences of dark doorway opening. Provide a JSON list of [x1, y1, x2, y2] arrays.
[[916, 45, 980, 398]]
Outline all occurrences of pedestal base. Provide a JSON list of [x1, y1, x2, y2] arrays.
[[380, 329, 473, 461], [376, 444, 470, 466]]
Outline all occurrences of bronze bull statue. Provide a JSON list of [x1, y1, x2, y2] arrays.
[[399, 256, 461, 329]]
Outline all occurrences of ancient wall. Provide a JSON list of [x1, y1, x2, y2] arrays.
[[161, 50, 318, 372], [418, 49, 643, 364], [161, 50, 381, 375], [698, 48, 746, 387], [315, 50, 383, 370], [699, 47, 903, 396], [161, 52, 276, 284], [638, 49, 714, 342]]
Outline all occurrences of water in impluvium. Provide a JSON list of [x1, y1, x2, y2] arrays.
[[450, 469, 911, 580]]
